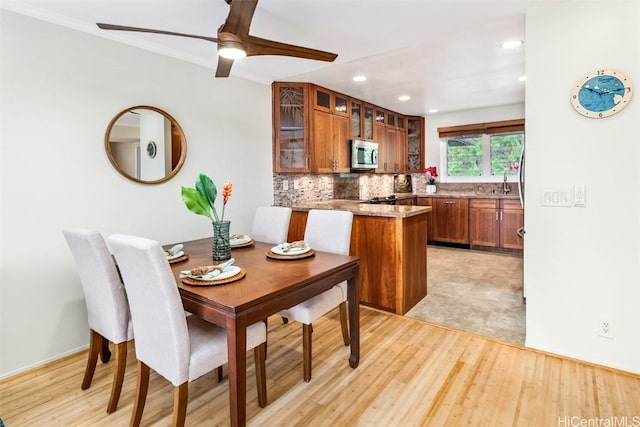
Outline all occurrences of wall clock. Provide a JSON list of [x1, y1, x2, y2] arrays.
[[571, 69, 633, 118]]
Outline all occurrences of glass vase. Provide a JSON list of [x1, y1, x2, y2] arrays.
[[212, 220, 231, 261]]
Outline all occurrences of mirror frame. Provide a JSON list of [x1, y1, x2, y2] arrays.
[[105, 105, 187, 184]]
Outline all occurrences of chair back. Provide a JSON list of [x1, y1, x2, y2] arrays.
[[250, 206, 292, 244], [304, 210, 353, 255], [62, 228, 132, 344], [108, 234, 190, 386]]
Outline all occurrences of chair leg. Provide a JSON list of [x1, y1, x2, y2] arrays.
[[339, 302, 350, 346], [302, 323, 313, 382], [100, 335, 112, 363], [216, 366, 223, 383], [106, 341, 128, 413], [81, 329, 102, 390], [173, 383, 188, 427], [281, 316, 289, 324], [129, 361, 150, 427], [254, 343, 267, 408]]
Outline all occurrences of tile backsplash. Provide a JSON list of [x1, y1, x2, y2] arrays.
[[273, 173, 519, 206]]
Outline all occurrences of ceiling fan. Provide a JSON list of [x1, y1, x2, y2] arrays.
[[96, 0, 338, 78]]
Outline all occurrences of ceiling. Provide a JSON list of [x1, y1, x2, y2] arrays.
[[1, 0, 548, 116]]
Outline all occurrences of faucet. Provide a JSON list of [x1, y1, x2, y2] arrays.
[[503, 173, 511, 194]]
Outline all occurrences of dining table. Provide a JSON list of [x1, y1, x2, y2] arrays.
[[167, 238, 360, 427]]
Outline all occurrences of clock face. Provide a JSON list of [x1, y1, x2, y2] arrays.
[[571, 69, 633, 118]]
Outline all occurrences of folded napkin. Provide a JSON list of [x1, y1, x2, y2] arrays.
[[180, 258, 235, 279], [165, 244, 184, 257], [277, 241, 308, 253]]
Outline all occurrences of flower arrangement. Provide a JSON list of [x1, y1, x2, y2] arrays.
[[423, 166, 438, 185], [181, 173, 233, 223]]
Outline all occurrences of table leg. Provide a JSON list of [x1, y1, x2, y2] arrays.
[[347, 268, 360, 368], [226, 316, 248, 427]]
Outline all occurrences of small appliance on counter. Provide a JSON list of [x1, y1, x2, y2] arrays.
[[394, 174, 412, 193]]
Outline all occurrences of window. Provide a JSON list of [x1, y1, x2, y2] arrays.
[[438, 119, 525, 181]]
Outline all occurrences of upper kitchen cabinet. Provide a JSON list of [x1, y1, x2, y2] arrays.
[[272, 82, 310, 172], [350, 99, 362, 139], [406, 116, 425, 173], [312, 85, 350, 173], [363, 104, 374, 140]]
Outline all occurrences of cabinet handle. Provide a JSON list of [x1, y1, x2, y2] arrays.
[[500, 211, 503, 221], [496, 211, 499, 221]]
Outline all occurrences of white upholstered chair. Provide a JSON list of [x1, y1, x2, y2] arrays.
[[107, 233, 267, 427], [62, 228, 134, 414], [279, 209, 353, 382], [250, 206, 292, 244]]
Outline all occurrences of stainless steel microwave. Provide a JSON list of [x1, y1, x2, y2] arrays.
[[351, 140, 378, 169]]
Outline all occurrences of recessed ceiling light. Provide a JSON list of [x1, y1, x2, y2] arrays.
[[353, 75, 367, 82], [501, 40, 523, 49], [518, 75, 526, 82], [428, 109, 439, 114], [398, 95, 410, 101]]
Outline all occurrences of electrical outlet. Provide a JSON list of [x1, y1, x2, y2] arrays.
[[598, 319, 614, 339], [282, 180, 288, 191], [293, 179, 299, 190]]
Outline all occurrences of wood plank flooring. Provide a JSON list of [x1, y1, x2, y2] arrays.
[[2, 307, 639, 426]]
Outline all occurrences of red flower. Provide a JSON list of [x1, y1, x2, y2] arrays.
[[222, 181, 233, 205]]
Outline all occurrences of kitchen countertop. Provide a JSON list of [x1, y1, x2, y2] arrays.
[[290, 199, 431, 218], [401, 192, 520, 200]]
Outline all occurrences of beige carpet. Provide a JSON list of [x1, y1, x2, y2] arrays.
[[405, 245, 525, 345]]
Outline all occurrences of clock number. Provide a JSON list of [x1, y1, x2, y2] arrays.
[[597, 69, 606, 76], [599, 112, 603, 118], [572, 94, 576, 99]]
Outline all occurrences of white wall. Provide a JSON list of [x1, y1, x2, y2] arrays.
[[0, 11, 274, 377], [524, 2, 640, 373], [425, 103, 525, 182]]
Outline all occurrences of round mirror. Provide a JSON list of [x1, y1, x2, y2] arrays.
[[105, 105, 187, 184]]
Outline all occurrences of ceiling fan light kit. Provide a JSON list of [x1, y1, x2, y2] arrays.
[[96, 0, 337, 78]]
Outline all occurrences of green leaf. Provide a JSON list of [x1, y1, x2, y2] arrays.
[[195, 174, 217, 209], [181, 187, 212, 219]]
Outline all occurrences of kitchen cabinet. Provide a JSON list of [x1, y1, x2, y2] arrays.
[[432, 198, 469, 244], [396, 197, 415, 206], [469, 199, 523, 251], [272, 82, 310, 172], [406, 116, 425, 173], [288, 208, 428, 315], [312, 86, 350, 173], [416, 197, 433, 242], [363, 104, 374, 140], [350, 99, 362, 139]]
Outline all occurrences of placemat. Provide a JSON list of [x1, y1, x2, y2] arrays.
[[231, 239, 255, 248], [265, 249, 316, 260], [168, 253, 189, 264], [181, 268, 246, 286]]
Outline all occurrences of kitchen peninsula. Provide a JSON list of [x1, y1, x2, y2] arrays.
[[285, 200, 431, 314]]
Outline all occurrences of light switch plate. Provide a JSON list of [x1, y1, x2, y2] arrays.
[[574, 184, 586, 207], [542, 189, 572, 207]]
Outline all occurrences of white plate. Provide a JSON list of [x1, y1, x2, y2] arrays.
[[271, 244, 312, 256], [167, 251, 185, 260], [230, 235, 251, 245], [190, 266, 241, 281]]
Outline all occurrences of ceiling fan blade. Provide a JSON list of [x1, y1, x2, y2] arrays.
[[245, 35, 337, 62], [219, 0, 258, 38], [96, 23, 219, 43], [215, 57, 234, 78]]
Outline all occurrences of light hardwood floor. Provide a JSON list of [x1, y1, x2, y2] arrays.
[[2, 308, 639, 426]]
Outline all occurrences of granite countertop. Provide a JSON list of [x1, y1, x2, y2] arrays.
[[401, 192, 520, 200], [291, 199, 431, 218]]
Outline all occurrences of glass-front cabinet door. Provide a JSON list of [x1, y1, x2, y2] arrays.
[[272, 82, 310, 172], [406, 116, 425, 173], [364, 104, 374, 140], [351, 100, 362, 138]]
